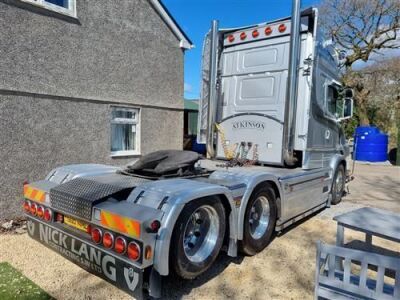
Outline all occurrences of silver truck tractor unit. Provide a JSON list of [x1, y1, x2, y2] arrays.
[[23, 2, 353, 299]]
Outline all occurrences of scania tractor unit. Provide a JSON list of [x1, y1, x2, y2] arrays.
[[23, 1, 354, 298]]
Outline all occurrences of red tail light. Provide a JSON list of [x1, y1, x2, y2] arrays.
[[56, 213, 64, 223], [23, 201, 30, 213], [278, 24, 287, 33], [265, 26, 272, 35], [30, 202, 37, 215], [240, 32, 247, 40], [91, 228, 102, 244], [127, 242, 140, 261], [252, 30, 259, 38], [227, 34, 235, 42], [114, 237, 127, 254], [37, 206, 44, 219], [44, 208, 52, 222], [103, 232, 114, 249]]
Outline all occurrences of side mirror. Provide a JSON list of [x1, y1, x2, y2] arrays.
[[337, 88, 354, 121], [339, 98, 353, 121]]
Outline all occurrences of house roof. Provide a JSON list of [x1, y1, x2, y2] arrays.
[[148, 0, 194, 50]]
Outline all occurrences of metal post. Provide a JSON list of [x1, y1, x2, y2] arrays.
[[335, 224, 345, 270], [336, 224, 344, 246], [206, 20, 219, 158], [396, 107, 400, 165], [283, 0, 301, 166]]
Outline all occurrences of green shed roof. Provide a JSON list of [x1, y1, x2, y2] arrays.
[[184, 99, 199, 111]]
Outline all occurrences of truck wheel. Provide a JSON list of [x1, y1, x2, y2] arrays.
[[241, 184, 277, 256], [170, 197, 226, 279], [331, 164, 345, 205]]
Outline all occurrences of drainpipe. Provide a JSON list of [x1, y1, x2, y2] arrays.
[[283, 0, 302, 166], [206, 20, 219, 158]]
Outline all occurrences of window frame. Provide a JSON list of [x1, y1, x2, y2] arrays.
[[21, 0, 77, 18], [110, 106, 141, 157], [324, 79, 342, 119]]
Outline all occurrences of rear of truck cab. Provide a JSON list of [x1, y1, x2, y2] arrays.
[[23, 179, 163, 298]]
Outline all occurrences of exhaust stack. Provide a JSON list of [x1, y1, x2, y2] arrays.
[[206, 20, 219, 158], [283, 0, 302, 166]]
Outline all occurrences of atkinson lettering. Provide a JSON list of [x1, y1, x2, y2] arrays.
[[232, 120, 266, 131]]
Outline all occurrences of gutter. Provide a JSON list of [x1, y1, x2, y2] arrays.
[[148, 0, 194, 50]]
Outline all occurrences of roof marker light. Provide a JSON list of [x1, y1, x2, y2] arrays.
[[278, 24, 287, 33], [227, 34, 235, 43], [240, 32, 247, 40], [265, 26, 272, 36], [252, 30, 259, 38]]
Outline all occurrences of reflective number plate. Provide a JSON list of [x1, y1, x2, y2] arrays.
[[64, 215, 89, 232]]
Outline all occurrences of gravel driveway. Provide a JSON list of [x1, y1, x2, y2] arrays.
[[1, 162, 399, 299]]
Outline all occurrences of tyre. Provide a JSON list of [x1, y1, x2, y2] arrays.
[[170, 197, 226, 279], [331, 164, 345, 205], [241, 184, 277, 256]]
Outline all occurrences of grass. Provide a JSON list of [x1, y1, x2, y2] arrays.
[[0, 262, 54, 300]]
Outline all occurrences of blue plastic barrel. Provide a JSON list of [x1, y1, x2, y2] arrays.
[[191, 136, 206, 154], [354, 126, 388, 162]]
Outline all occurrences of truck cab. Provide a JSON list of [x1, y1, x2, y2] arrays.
[[198, 8, 353, 169]]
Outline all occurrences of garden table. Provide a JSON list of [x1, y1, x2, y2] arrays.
[[334, 207, 400, 251]]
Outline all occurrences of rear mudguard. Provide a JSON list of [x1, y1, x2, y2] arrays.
[[127, 178, 238, 276]]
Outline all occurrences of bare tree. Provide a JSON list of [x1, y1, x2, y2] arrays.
[[319, 0, 400, 126], [362, 57, 400, 131], [320, 0, 400, 69]]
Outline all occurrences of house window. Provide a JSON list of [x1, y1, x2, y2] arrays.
[[111, 107, 140, 156], [21, 0, 77, 17]]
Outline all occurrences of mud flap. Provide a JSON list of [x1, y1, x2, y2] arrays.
[[27, 217, 145, 299], [149, 268, 162, 298]]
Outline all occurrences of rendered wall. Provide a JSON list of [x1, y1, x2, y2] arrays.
[[0, 0, 185, 220]]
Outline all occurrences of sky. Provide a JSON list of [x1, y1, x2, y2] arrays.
[[163, 0, 320, 99]]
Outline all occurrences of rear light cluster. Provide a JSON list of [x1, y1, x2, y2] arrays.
[[90, 227, 142, 261], [23, 200, 52, 222], [227, 23, 287, 43]]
